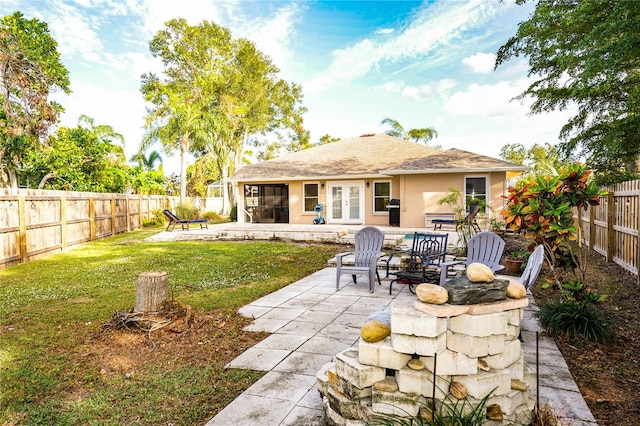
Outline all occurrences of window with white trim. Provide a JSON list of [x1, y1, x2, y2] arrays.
[[465, 176, 487, 212], [303, 182, 319, 213], [373, 181, 391, 213]]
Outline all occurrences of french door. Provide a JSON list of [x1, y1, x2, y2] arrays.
[[327, 181, 364, 224]]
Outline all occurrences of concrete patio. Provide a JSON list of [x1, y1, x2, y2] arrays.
[[204, 268, 597, 426], [146, 223, 597, 425]]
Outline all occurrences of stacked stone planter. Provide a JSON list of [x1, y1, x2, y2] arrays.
[[317, 297, 536, 425]]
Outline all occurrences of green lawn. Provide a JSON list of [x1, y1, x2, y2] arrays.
[[0, 228, 343, 425]]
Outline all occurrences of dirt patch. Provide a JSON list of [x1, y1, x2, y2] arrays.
[[503, 234, 640, 425]]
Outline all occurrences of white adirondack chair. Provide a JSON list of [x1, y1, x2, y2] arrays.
[[439, 231, 505, 285], [496, 245, 545, 290], [336, 226, 385, 293]]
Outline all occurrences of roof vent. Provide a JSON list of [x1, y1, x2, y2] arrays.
[[360, 133, 376, 137]]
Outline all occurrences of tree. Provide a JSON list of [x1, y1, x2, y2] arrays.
[[0, 11, 70, 187], [380, 118, 438, 145], [495, 1, 640, 185], [500, 142, 568, 175], [141, 19, 305, 209], [28, 116, 130, 192], [131, 149, 163, 171]]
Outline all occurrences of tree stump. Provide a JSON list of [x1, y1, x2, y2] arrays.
[[135, 271, 169, 314]]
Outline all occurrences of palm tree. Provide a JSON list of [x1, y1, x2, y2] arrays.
[[130, 149, 163, 171], [141, 100, 213, 203], [380, 118, 438, 144]]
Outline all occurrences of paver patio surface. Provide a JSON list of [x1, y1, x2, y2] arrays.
[[206, 267, 598, 426]]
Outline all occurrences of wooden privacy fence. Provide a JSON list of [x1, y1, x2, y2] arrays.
[[579, 179, 640, 280], [0, 189, 178, 269]]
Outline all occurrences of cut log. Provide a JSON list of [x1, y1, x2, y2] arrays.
[[135, 271, 169, 314]]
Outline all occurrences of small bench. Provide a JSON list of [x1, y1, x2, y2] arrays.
[[162, 209, 209, 231]]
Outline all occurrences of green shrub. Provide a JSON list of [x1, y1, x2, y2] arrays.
[[202, 210, 223, 222], [143, 209, 166, 227], [536, 300, 611, 342], [230, 203, 237, 222], [175, 202, 201, 220]]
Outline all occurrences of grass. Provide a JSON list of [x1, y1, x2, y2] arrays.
[[0, 228, 343, 425]]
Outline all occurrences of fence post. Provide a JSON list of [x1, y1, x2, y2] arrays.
[[89, 197, 95, 241], [607, 192, 614, 262], [18, 195, 27, 265], [61, 194, 67, 250], [588, 204, 595, 251], [111, 196, 116, 236]]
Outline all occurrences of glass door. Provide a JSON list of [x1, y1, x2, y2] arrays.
[[327, 181, 364, 224]]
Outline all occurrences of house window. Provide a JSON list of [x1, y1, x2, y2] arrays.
[[373, 181, 391, 213], [465, 176, 487, 212], [303, 182, 319, 213]]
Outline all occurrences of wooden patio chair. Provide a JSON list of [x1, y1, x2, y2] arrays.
[[162, 209, 209, 231], [386, 232, 448, 294], [439, 231, 505, 285], [336, 226, 385, 293]]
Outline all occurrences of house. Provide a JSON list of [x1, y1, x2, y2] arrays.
[[230, 134, 526, 227]]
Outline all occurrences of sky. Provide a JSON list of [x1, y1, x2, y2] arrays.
[[4, 0, 574, 176]]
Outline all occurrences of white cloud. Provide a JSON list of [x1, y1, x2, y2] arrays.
[[377, 81, 405, 93], [445, 79, 529, 117], [304, 0, 500, 94], [402, 79, 458, 101], [462, 52, 496, 74], [45, 0, 104, 62], [375, 28, 394, 35], [234, 3, 302, 73]]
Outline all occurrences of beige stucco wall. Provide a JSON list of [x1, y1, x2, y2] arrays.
[[237, 172, 508, 227], [399, 172, 507, 228]]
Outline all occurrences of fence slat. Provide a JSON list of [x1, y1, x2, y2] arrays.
[[0, 189, 179, 269]]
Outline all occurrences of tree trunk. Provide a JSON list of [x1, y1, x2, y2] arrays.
[[135, 271, 169, 314]]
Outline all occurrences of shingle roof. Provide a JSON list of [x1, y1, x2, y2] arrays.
[[231, 134, 524, 181]]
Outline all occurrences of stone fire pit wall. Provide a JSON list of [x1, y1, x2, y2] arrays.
[[317, 297, 536, 425]]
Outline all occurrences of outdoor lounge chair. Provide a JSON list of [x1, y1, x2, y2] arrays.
[[432, 205, 481, 232], [162, 209, 209, 231], [439, 231, 505, 285], [336, 226, 385, 293], [386, 232, 448, 294]]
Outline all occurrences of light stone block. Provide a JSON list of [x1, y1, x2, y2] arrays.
[[378, 342, 412, 370], [506, 324, 521, 340], [481, 339, 522, 370], [391, 332, 447, 356], [454, 369, 511, 399], [323, 397, 367, 426], [487, 390, 527, 416], [508, 355, 525, 381], [358, 339, 380, 367], [371, 389, 425, 417], [316, 362, 334, 397], [446, 331, 505, 358], [420, 349, 477, 376], [449, 312, 508, 337], [395, 367, 450, 399], [337, 376, 373, 400], [335, 349, 386, 389], [505, 307, 524, 326], [327, 386, 366, 420], [391, 305, 447, 337]]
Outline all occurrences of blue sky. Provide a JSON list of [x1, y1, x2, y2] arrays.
[[5, 0, 573, 175]]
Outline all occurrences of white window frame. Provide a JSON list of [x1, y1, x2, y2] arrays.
[[464, 175, 489, 212], [302, 182, 320, 214], [372, 180, 392, 214]]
